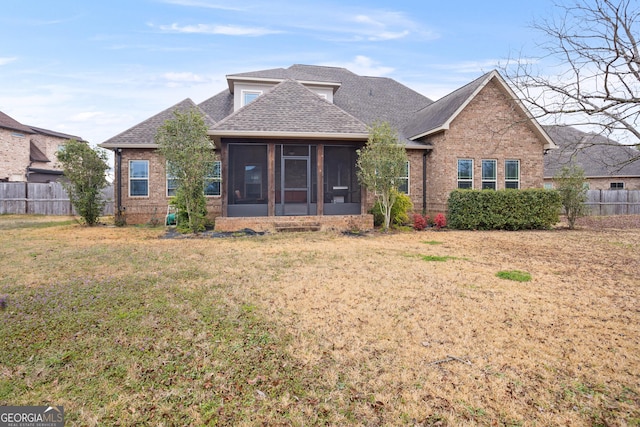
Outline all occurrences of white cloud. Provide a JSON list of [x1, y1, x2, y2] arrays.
[[157, 23, 281, 36], [0, 57, 17, 66], [321, 56, 394, 77], [344, 10, 436, 42]]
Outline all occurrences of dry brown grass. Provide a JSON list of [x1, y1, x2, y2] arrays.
[[1, 215, 639, 425]]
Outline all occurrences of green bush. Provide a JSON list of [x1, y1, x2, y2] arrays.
[[371, 190, 413, 227], [171, 186, 208, 233], [447, 189, 561, 230]]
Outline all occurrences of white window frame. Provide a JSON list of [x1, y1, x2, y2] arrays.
[[166, 161, 178, 197], [204, 160, 222, 197], [242, 90, 262, 107], [129, 160, 149, 197], [397, 161, 410, 195], [505, 159, 520, 189], [457, 159, 473, 189], [481, 159, 497, 190]]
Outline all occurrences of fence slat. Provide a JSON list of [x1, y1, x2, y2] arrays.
[[0, 182, 113, 215], [586, 190, 640, 216]]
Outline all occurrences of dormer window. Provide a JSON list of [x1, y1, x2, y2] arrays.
[[242, 90, 262, 107]]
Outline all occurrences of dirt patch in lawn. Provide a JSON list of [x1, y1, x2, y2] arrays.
[[1, 215, 638, 425]]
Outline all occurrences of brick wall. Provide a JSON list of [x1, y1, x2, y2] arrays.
[[30, 133, 67, 171], [0, 129, 30, 181], [116, 148, 222, 225], [0, 129, 72, 182], [416, 79, 546, 215]]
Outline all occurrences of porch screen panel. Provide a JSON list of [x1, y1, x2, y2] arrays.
[[228, 144, 268, 217], [324, 146, 361, 215]]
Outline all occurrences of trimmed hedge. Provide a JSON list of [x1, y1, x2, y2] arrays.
[[447, 189, 561, 230]]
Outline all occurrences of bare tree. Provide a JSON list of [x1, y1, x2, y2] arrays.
[[504, 0, 640, 163]]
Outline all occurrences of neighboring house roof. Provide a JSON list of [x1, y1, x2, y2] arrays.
[[100, 98, 216, 148], [29, 125, 86, 142], [403, 70, 557, 150], [210, 79, 369, 140], [0, 111, 36, 134], [544, 125, 640, 178]]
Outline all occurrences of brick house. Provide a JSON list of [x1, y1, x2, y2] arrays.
[[99, 65, 556, 230], [0, 111, 86, 183], [543, 125, 640, 190]]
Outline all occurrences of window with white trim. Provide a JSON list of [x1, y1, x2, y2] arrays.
[[505, 160, 520, 189], [129, 160, 149, 197], [204, 161, 222, 196], [166, 161, 222, 197], [242, 90, 262, 106], [544, 182, 554, 190], [166, 162, 178, 197], [397, 161, 410, 194], [457, 159, 473, 189], [481, 159, 497, 190]]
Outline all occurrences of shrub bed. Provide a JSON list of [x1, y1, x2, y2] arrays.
[[447, 189, 561, 230]]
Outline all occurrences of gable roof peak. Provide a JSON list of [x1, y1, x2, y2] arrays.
[[100, 98, 215, 148], [403, 69, 556, 150], [211, 78, 369, 139]]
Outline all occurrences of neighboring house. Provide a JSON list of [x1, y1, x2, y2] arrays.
[[544, 125, 640, 190], [99, 64, 556, 230], [0, 111, 86, 183]]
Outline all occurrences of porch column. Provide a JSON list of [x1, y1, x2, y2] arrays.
[[267, 143, 275, 216], [221, 142, 229, 217], [317, 144, 324, 216]]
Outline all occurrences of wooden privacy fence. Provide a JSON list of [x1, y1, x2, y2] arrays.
[[586, 189, 640, 215], [0, 182, 114, 216]]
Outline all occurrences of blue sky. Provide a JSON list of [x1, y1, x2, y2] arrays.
[[0, 0, 558, 146]]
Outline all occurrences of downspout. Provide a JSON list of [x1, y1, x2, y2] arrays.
[[422, 151, 427, 215], [116, 148, 123, 223]]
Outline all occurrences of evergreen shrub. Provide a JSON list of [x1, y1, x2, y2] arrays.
[[447, 189, 561, 230]]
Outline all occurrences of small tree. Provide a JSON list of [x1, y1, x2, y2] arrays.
[[357, 122, 408, 231], [554, 164, 589, 229], [156, 108, 216, 233], [56, 139, 109, 226]]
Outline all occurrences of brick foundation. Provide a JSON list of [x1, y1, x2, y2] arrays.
[[214, 214, 373, 232]]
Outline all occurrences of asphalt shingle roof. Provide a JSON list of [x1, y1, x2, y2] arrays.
[[217, 64, 433, 140], [544, 125, 640, 177], [402, 72, 490, 139], [212, 79, 369, 135], [0, 111, 36, 134], [101, 99, 215, 147], [29, 126, 85, 142], [103, 65, 543, 150], [29, 141, 50, 162]]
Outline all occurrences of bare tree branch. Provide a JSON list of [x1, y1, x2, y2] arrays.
[[503, 0, 640, 165]]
